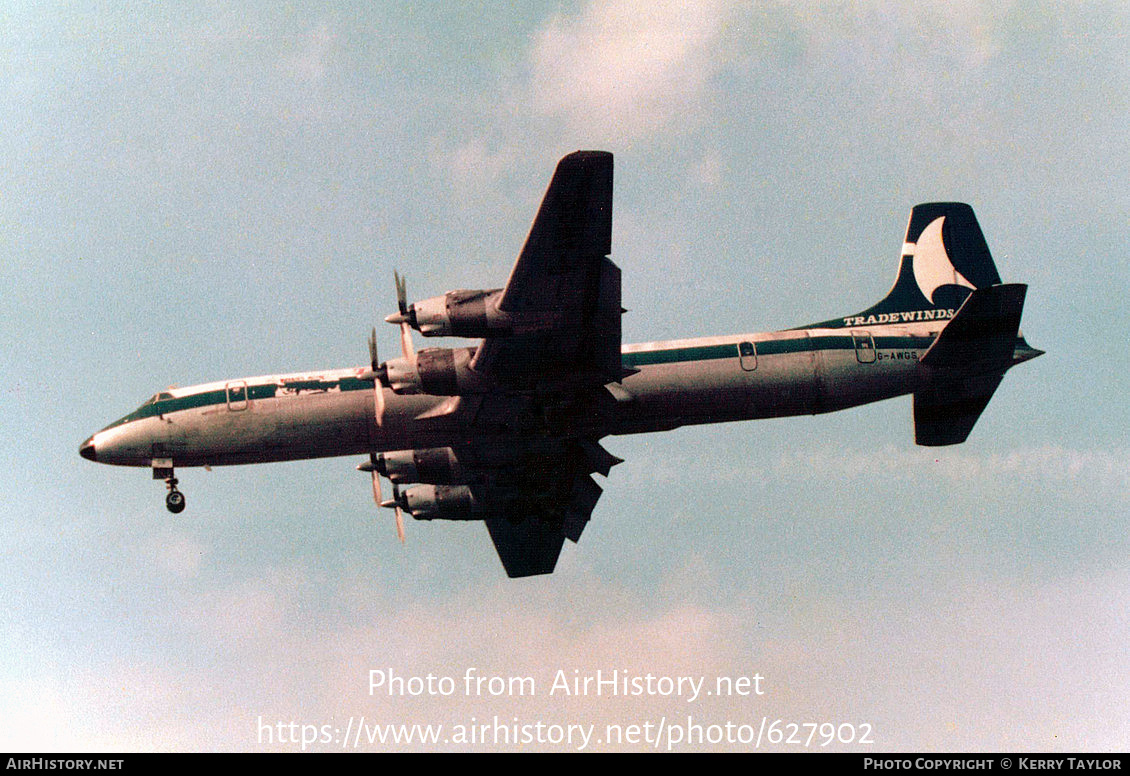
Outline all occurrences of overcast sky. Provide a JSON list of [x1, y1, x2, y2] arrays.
[[2, 1, 1127, 751]]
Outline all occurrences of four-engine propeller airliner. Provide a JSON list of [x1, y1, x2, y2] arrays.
[[79, 151, 1042, 577]]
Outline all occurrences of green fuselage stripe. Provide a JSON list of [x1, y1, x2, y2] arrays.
[[102, 376, 375, 431], [621, 335, 933, 368], [107, 335, 935, 430]]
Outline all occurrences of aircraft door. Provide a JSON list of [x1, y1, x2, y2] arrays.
[[851, 331, 876, 364]]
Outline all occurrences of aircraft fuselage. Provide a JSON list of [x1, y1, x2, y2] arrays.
[[82, 321, 954, 469]]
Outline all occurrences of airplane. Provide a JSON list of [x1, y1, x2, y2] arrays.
[[79, 150, 1043, 577]]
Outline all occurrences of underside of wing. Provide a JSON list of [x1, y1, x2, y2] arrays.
[[370, 152, 624, 577], [483, 462, 605, 578], [471, 151, 623, 390], [485, 518, 567, 578], [372, 431, 620, 577], [464, 152, 622, 576]]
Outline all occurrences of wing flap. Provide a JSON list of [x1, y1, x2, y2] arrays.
[[562, 474, 602, 543]]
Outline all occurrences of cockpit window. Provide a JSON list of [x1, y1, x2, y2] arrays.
[[139, 392, 173, 409]]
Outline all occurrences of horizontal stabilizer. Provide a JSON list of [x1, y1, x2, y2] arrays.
[[914, 372, 1005, 446], [915, 283, 1029, 446], [920, 284, 1028, 376]]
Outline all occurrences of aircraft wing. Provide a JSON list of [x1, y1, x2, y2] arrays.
[[468, 151, 622, 575], [477, 441, 608, 577], [485, 518, 568, 578], [470, 150, 622, 390], [461, 438, 614, 576]]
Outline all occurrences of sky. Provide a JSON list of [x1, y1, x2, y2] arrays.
[[2, 0, 1128, 752]]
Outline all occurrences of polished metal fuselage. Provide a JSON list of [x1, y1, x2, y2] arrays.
[[86, 321, 941, 469]]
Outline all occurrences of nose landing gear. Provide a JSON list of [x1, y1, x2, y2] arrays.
[[165, 478, 186, 514], [152, 458, 186, 514]]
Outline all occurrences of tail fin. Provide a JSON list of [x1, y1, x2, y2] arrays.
[[820, 203, 1005, 329], [813, 203, 1043, 444]]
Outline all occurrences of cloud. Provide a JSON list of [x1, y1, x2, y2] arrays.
[[27, 561, 1125, 751], [427, 0, 740, 193], [770, 443, 1130, 497], [426, 136, 516, 199], [278, 22, 337, 86], [527, 0, 739, 144]]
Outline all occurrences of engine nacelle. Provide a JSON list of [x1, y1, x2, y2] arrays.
[[383, 346, 492, 396], [398, 288, 511, 338], [376, 447, 468, 485], [401, 484, 483, 521]]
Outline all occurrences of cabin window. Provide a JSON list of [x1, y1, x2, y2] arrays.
[[851, 331, 876, 364], [738, 341, 757, 371], [226, 381, 248, 411]]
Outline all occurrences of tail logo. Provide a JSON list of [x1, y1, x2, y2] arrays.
[[906, 216, 975, 304]]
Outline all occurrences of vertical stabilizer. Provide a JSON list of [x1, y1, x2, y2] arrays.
[[815, 203, 1005, 329]]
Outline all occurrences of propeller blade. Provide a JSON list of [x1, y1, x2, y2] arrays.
[[377, 481, 407, 542], [370, 469, 382, 505], [394, 270, 408, 316], [399, 321, 416, 364], [369, 453, 382, 505], [374, 376, 385, 427], [369, 327, 386, 427]]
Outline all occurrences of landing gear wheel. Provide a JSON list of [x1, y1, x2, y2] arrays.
[[166, 489, 186, 514]]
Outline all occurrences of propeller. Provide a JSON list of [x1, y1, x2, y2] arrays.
[[392, 271, 417, 364], [386, 269, 415, 327], [379, 271, 419, 365], [359, 452, 404, 543], [368, 327, 386, 427], [379, 481, 407, 542]]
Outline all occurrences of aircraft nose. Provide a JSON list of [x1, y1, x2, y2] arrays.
[[79, 436, 97, 462]]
